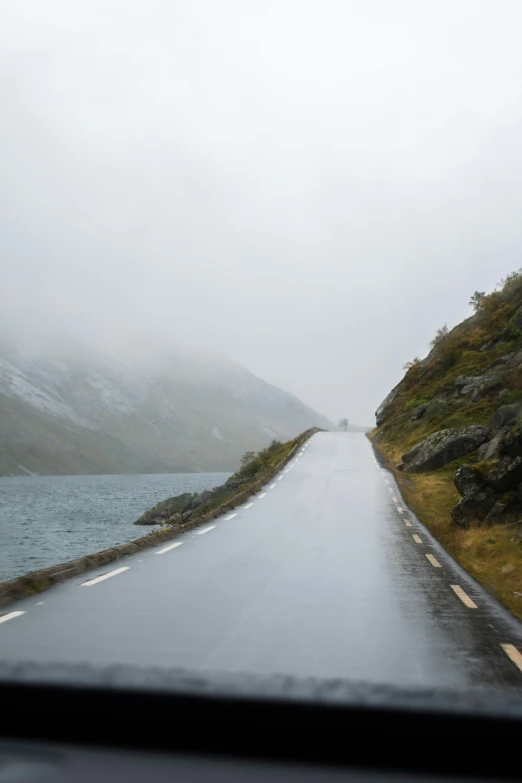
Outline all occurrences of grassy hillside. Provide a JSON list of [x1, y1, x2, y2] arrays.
[[371, 270, 522, 619]]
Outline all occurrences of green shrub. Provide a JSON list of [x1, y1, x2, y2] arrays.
[[498, 389, 522, 406]]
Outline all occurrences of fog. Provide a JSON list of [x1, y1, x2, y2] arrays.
[[2, 1, 522, 424]]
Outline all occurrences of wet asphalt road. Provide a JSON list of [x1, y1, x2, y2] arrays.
[[2, 432, 522, 690]]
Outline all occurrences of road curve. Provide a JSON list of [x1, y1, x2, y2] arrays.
[[2, 432, 522, 690]]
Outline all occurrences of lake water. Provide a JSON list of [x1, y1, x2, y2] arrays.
[[0, 472, 230, 582]]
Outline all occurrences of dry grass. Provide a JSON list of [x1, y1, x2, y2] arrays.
[[370, 434, 522, 621]]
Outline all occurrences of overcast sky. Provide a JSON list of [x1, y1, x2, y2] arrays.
[[1, 1, 522, 424]]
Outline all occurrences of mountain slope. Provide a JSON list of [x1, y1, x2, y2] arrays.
[[371, 269, 522, 618], [0, 343, 332, 475]]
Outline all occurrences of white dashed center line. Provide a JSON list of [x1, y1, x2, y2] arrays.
[[412, 534, 422, 544], [277, 475, 284, 481], [156, 541, 183, 555], [396, 507, 404, 514], [197, 525, 216, 535], [501, 643, 522, 671], [425, 554, 441, 568], [244, 502, 254, 509], [384, 479, 389, 485], [403, 519, 412, 527], [451, 584, 477, 608], [81, 567, 129, 587], [0, 611, 25, 624], [388, 488, 393, 493], [269, 483, 276, 489], [392, 496, 398, 503], [225, 513, 238, 520], [257, 493, 266, 499]]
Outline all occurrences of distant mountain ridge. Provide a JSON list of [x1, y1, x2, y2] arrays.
[[0, 341, 332, 475]]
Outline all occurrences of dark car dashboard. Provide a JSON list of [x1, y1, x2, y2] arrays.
[[0, 662, 521, 782]]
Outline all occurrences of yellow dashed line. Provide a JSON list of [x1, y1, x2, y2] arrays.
[[501, 643, 522, 672], [450, 584, 477, 609]]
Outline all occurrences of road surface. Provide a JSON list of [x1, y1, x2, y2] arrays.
[[2, 432, 522, 690]]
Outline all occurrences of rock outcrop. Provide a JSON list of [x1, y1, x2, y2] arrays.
[[398, 426, 488, 473], [450, 465, 496, 526], [375, 383, 402, 427]]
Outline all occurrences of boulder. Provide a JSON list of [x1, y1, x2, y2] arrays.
[[167, 512, 183, 525], [450, 490, 496, 526], [484, 502, 509, 525], [489, 353, 516, 370], [411, 403, 428, 421], [190, 489, 214, 509], [375, 383, 401, 426], [500, 425, 522, 457], [401, 426, 489, 473], [482, 455, 522, 494], [509, 349, 522, 367], [455, 371, 505, 401], [454, 465, 483, 497], [490, 403, 522, 433], [476, 427, 510, 461]]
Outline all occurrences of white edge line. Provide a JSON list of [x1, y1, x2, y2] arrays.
[[244, 502, 254, 509], [197, 525, 216, 535], [225, 513, 238, 520], [257, 493, 266, 499], [156, 541, 183, 555], [0, 611, 25, 624], [81, 566, 130, 587]]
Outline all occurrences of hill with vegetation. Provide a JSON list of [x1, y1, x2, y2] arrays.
[[371, 269, 522, 618], [0, 342, 332, 476]]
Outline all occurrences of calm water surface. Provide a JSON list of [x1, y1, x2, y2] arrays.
[[0, 472, 230, 582]]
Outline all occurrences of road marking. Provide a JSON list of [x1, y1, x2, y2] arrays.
[[425, 554, 441, 568], [277, 475, 284, 481], [156, 541, 183, 555], [388, 488, 393, 493], [197, 525, 216, 535], [0, 611, 25, 624], [501, 643, 522, 672], [403, 519, 412, 527], [412, 534, 422, 544], [269, 483, 276, 489], [451, 584, 477, 609], [284, 468, 291, 473], [396, 507, 405, 514], [257, 493, 266, 499], [384, 479, 389, 485], [81, 567, 130, 586], [392, 496, 398, 502], [244, 502, 254, 509], [225, 513, 238, 520], [36, 601, 45, 605]]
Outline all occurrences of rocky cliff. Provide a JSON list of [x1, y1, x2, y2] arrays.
[[371, 270, 522, 617]]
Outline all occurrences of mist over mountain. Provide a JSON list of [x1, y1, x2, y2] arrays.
[[0, 339, 333, 476]]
